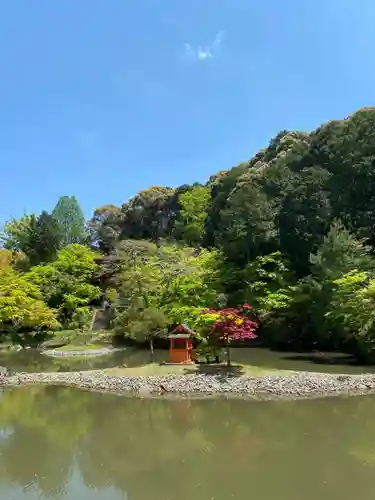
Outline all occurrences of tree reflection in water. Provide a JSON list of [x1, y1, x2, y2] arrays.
[[1, 387, 375, 499]]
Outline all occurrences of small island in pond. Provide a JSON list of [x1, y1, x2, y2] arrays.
[[3, 108, 375, 398]]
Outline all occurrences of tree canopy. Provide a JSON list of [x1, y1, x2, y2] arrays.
[[0, 268, 59, 336], [52, 196, 86, 246], [27, 244, 101, 328], [4, 107, 375, 359]]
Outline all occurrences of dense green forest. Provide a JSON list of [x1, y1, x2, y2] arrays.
[[3, 107, 375, 360]]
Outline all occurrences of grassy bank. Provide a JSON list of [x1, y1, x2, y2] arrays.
[[105, 362, 291, 377], [54, 344, 105, 352]]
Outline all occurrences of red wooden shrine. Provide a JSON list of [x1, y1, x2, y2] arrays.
[[168, 324, 195, 364]]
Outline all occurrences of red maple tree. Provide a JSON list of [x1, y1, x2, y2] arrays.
[[200, 304, 258, 366]]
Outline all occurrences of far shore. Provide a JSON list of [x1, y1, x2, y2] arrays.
[[2, 367, 375, 401]]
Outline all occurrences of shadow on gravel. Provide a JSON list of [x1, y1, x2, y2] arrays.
[[183, 364, 244, 379]]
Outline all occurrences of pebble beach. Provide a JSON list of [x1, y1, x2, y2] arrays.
[[2, 366, 375, 400]]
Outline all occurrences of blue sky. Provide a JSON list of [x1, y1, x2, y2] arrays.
[[1, 0, 375, 223]]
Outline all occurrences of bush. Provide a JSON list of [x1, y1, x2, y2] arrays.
[[327, 271, 375, 361]]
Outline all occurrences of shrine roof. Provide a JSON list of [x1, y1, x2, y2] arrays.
[[168, 333, 191, 339]]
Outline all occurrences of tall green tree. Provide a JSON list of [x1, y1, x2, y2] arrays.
[[173, 185, 210, 245], [22, 212, 62, 266], [52, 196, 85, 246]]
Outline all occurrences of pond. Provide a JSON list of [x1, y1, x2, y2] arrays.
[[1, 386, 375, 499], [1, 347, 375, 374]]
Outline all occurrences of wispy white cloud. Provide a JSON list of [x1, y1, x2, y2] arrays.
[[184, 31, 225, 61]]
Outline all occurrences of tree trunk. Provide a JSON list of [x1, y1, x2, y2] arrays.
[[149, 337, 155, 362], [225, 345, 231, 367]]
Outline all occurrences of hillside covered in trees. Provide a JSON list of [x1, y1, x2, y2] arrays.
[[3, 107, 375, 360]]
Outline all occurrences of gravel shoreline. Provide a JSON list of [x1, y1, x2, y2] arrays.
[[2, 368, 375, 400]]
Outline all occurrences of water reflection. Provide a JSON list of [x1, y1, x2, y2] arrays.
[[0, 348, 168, 373], [1, 387, 375, 499], [1, 347, 375, 375]]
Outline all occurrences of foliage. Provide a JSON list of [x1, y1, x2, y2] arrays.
[[0, 249, 29, 271], [114, 305, 168, 358], [194, 305, 258, 365], [196, 305, 258, 342], [121, 186, 177, 241], [1, 212, 61, 266], [174, 185, 210, 245], [242, 252, 293, 311], [7, 107, 375, 361], [167, 305, 205, 326], [112, 240, 222, 329], [27, 245, 100, 327], [302, 222, 375, 350], [278, 167, 332, 276], [54, 244, 100, 279], [0, 249, 14, 270], [204, 165, 248, 248], [110, 240, 223, 357], [105, 287, 118, 304], [326, 271, 375, 360], [0, 268, 60, 336], [310, 220, 375, 281], [52, 196, 86, 246], [114, 239, 160, 310], [22, 212, 63, 265], [161, 248, 223, 321], [68, 307, 93, 330], [0, 214, 34, 251], [254, 223, 375, 350], [86, 204, 122, 253]]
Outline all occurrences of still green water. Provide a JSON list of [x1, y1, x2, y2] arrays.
[[1, 347, 375, 374], [1, 387, 375, 500]]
